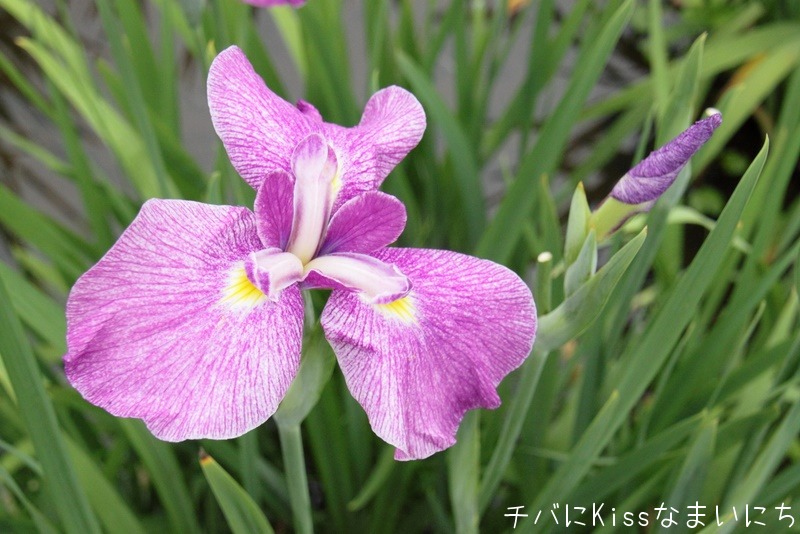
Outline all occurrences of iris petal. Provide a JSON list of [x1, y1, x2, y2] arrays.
[[320, 248, 536, 460], [304, 252, 411, 304], [209, 47, 424, 209], [65, 200, 304, 441], [320, 192, 407, 255], [245, 248, 305, 300], [207, 46, 317, 190], [286, 134, 338, 263], [323, 86, 426, 209], [350, 86, 427, 182], [255, 171, 295, 250]]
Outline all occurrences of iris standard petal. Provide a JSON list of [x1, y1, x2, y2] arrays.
[[255, 171, 295, 250], [320, 248, 536, 460], [353, 86, 427, 182], [611, 112, 722, 205], [319, 192, 407, 255], [323, 86, 426, 208], [296, 99, 323, 122], [208, 45, 316, 190], [65, 199, 304, 441]]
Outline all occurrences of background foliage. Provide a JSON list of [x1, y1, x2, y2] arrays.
[[1, 0, 800, 532]]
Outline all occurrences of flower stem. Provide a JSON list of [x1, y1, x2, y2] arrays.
[[278, 423, 314, 534]]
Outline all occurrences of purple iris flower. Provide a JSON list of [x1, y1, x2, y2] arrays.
[[242, 0, 305, 7], [610, 111, 722, 206], [64, 46, 537, 461]]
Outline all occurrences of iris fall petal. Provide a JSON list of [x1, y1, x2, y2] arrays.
[[321, 248, 536, 460], [65, 200, 304, 441]]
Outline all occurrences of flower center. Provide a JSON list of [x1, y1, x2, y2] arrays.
[[285, 134, 338, 264], [231, 133, 412, 307]]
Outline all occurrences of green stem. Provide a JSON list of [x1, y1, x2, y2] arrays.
[[448, 412, 480, 534], [239, 430, 260, 503], [278, 424, 314, 534]]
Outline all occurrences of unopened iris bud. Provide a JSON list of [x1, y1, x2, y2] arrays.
[[591, 110, 722, 238]]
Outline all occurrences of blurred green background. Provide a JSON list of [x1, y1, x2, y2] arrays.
[[1, 0, 800, 532]]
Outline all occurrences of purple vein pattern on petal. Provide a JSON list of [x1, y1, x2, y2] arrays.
[[324, 86, 426, 208], [320, 192, 407, 255], [64, 199, 304, 441], [611, 113, 722, 205], [208, 45, 315, 190], [255, 171, 295, 249], [321, 248, 536, 460], [296, 100, 323, 122], [357, 87, 426, 180]]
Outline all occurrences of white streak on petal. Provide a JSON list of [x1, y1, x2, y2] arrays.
[[303, 252, 411, 304], [286, 134, 338, 263]]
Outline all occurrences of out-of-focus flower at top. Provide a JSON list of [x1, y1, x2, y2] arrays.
[[508, 0, 532, 17], [591, 110, 722, 237], [64, 46, 537, 461], [242, 0, 306, 7]]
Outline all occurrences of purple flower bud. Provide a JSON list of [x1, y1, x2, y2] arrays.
[[611, 112, 722, 205]]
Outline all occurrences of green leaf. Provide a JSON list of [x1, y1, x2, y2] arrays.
[[564, 231, 598, 297], [656, 415, 717, 534], [200, 453, 274, 534], [478, 347, 549, 513], [702, 398, 800, 534], [568, 414, 704, 504], [0, 262, 67, 355], [274, 327, 336, 427], [536, 139, 768, 525], [536, 228, 647, 352], [95, 0, 172, 197], [477, 0, 634, 263], [0, 185, 93, 279], [585, 23, 800, 121], [65, 438, 146, 534], [348, 446, 396, 511], [269, 6, 306, 79], [0, 272, 101, 534], [564, 183, 591, 265], [396, 52, 485, 246], [16, 37, 166, 198], [120, 420, 201, 533], [0, 465, 60, 534], [448, 411, 480, 534], [521, 391, 621, 532], [694, 42, 800, 171]]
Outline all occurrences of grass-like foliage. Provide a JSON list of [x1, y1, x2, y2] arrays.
[[1, 0, 800, 532]]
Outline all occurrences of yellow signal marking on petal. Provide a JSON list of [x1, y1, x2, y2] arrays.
[[221, 266, 265, 309], [330, 168, 342, 201], [375, 296, 417, 324]]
